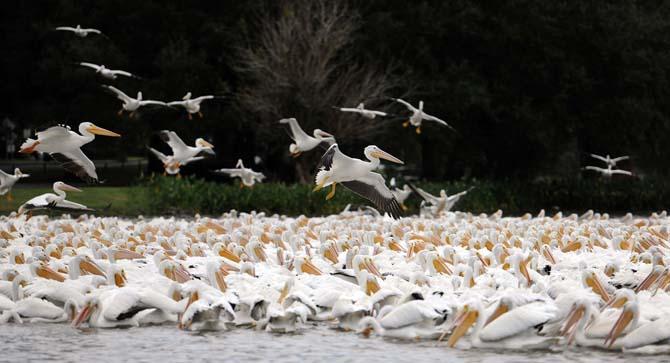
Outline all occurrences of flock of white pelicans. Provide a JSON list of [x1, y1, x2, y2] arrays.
[[0, 209, 669, 354]]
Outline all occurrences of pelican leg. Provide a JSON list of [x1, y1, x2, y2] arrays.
[[188, 113, 193, 121], [313, 177, 329, 192], [163, 171, 167, 177], [401, 203, 408, 211], [117, 109, 124, 116], [291, 152, 302, 158], [415, 127, 422, 134], [198, 112, 204, 118], [240, 182, 245, 189], [403, 121, 410, 128], [129, 111, 136, 119], [326, 183, 337, 200]]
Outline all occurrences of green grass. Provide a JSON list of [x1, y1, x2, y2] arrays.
[[0, 186, 145, 216]]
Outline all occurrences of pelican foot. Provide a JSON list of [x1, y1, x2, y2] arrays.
[[416, 127, 422, 134], [326, 183, 337, 200], [401, 203, 407, 211], [403, 121, 410, 128], [198, 112, 204, 118]]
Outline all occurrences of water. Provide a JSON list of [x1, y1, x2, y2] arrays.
[[0, 324, 665, 363]]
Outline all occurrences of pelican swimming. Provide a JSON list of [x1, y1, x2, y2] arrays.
[[583, 165, 633, 177], [78, 62, 138, 80], [19, 122, 120, 183], [279, 118, 335, 157], [336, 103, 388, 119], [314, 144, 404, 219], [156, 130, 215, 173], [0, 168, 29, 201], [102, 85, 168, 117], [359, 300, 448, 339], [214, 159, 265, 188], [55, 25, 103, 37], [17, 182, 95, 215], [148, 147, 204, 175], [167, 92, 215, 120], [590, 153, 630, 168], [391, 98, 455, 134]]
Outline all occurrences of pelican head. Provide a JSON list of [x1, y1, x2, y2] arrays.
[[581, 270, 610, 302], [313, 129, 334, 140], [14, 168, 29, 178], [561, 299, 596, 344], [447, 301, 483, 347], [183, 92, 192, 100], [418, 100, 424, 111], [604, 301, 640, 347], [195, 138, 214, 149], [364, 145, 404, 164], [54, 181, 82, 193], [602, 288, 636, 311], [73, 297, 101, 328], [79, 122, 121, 137], [137, 91, 143, 101]]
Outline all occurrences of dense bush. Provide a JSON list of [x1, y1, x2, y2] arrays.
[[141, 176, 670, 216]]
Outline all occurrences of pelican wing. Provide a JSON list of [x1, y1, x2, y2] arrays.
[[167, 100, 186, 107], [184, 156, 205, 165], [50, 149, 98, 183], [0, 169, 10, 185], [79, 62, 101, 71], [139, 100, 167, 106], [279, 118, 310, 142], [102, 85, 133, 103], [316, 144, 338, 170], [148, 147, 169, 163], [584, 166, 607, 173], [82, 28, 102, 34], [103, 290, 145, 321], [338, 107, 362, 113], [610, 169, 632, 176], [193, 95, 215, 103], [391, 98, 416, 111], [611, 155, 630, 163], [341, 173, 402, 219], [380, 301, 440, 329], [111, 70, 133, 77], [214, 168, 244, 177], [479, 302, 556, 342], [194, 148, 216, 158], [47, 199, 95, 212], [423, 113, 457, 132], [139, 289, 181, 314], [407, 184, 440, 205], [55, 26, 76, 31], [621, 317, 670, 349], [159, 131, 188, 154], [589, 154, 608, 163], [35, 126, 71, 140]]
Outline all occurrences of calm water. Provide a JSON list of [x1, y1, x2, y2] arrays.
[[0, 324, 666, 363]]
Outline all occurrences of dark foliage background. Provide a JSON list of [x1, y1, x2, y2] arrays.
[[2, 0, 670, 185]]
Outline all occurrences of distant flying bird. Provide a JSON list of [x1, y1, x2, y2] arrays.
[[55, 25, 103, 38], [590, 154, 630, 168], [167, 92, 215, 120], [101, 85, 168, 117], [409, 185, 472, 214], [148, 147, 204, 175], [314, 144, 404, 219], [157, 131, 215, 172], [583, 165, 633, 177], [391, 185, 413, 211], [78, 62, 138, 80], [18, 182, 95, 215], [214, 159, 265, 188], [0, 168, 29, 201], [391, 98, 456, 134], [335, 103, 388, 119], [19, 123, 121, 183], [279, 118, 335, 157]]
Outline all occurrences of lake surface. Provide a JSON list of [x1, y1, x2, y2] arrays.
[[0, 323, 665, 363]]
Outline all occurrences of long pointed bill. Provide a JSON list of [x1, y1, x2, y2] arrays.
[[300, 259, 322, 275], [218, 247, 241, 263], [81, 258, 105, 276], [601, 295, 628, 312], [371, 149, 404, 164], [366, 278, 380, 296], [635, 268, 663, 293], [37, 265, 66, 282], [73, 304, 92, 328], [364, 258, 382, 278], [60, 183, 83, 193], [586, 274, 611, 302], [604, 307, 634, 347], [214, 270, 227, 292], [88, 125, 121, 137], [484, 302, 509, 326], [447, 309, 478, 347], [561, 305, 585, 344], [519, 259, 532, 287], [434, 258, 452, 275], [200, 140, 214, 148]]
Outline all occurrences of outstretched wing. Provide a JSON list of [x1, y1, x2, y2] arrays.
[[111, 70, 133, 77], [79, 62, 101, 71], [589, 154, 608, 163], [279, 118, 310, 142], [612, 155, 630, 163], [0, 169, 10, 186], [35, 126, 71, 140], [50, 149, 98, 184], [610, 169, 632, 176], [391, 98, 416, 111], [193, 95, 215, 103], [316, 144, 338, 171], [159, 130, 188, 154], [423, 113, 457, 132], [407, 184, 440, 205], [584, 166, 606, 173], [102, 85, 132, 103], [148, 147, 169, 163], [55, 26, 76, 31], [341, 173, 402, 219]]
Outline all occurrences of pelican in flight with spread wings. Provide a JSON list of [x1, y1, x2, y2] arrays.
[[156, 130, 215, 172], [102, 85, 167, 117], [55, 25, 103, 38], [79, 62, 138, 80], [0, 168, 29, 201], [391, 98, 455, 134], [167, 92, 215, 120], [214, 159, 265, 188], [19, 123, 121, 183], [409, 185, 472, 215], [583, 165, 633, 178], [336, 103, 388, 119], [279, 118, 335, 157], [314, 144, 404, 219], [590, 153, 630, 168], [148, 147, 205, 175], [18, 182, 94, 215]]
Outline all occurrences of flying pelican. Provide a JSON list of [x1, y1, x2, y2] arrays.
[[19, 122, 121, 183], [409, 185, 472, 215], [390, 184, 412, 211], [391, 98, 456, 134], [55, 25, 103, 38], [156, 130, 215, 173], [583, 165, 633, 178], [101, 85, 168, 117], [590, 153, 629, 168], [314, 144, 404, 219], [17, 182, 95, 215], [0, 168, 29, 201], [167, 92, 215, 120], [335, 103, 388, 119], [148, 147, 204, 175], [78, 62, 138, 80], [214, 159, 265, 188], [279, 118, 335, 157]]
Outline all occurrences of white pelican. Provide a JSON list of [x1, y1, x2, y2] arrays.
[[335, 103, 388, 119], [101, 85, 168, 116], [409, 185, 471, 215], [214, 159, 265, 188], [359, 300, 448, 339], [78, 62, 138, 80], [18, 182, 94, 215], [583, 165, 633, 177], [148, 147, 204, 175], [390, 184, 412, 210], [279, 118, 335, 157], [55, 25, 103, 37], [167, 92, 215, 119], [391, 98, 456, 134], [590, 153, 629, 168], [0, 168, 29, 201], [314, 144, 404, 219], [19, 122, 120, 183], [156, 130, 214, 171]]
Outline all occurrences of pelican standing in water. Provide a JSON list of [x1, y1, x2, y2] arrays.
[[156, 130, 215, 174], [279, 118, 335, 157], [18, 182, 94, 215], [214, 159, 265, 188], [19, 123, 121, 183], [314, 144, 404, 219], [335, 103, 389, 119], [78, 62, 138, 80], [55, 25, 103, 38], [167, 92, 215, 120], [102, 85, 168, 117], [391, 98, 456, 134], [0, 168, 29, 201]]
